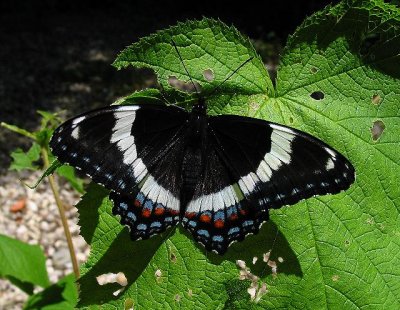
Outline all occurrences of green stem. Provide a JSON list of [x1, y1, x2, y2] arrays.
[[41, 147, 80, 279]]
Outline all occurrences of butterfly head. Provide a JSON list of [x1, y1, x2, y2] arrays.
[[191, 96, 207, 116]]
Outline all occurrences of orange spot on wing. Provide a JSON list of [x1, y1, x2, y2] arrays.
[[169, 210, 179, 216], [154, 207, 165, 215], [229, 214, 238, 221], [134, 199, 141, 207], [200, 214, 211, 223], [142, 209, 151, 217], [214, 219, 224, 228], [185, 212, 196, 219]]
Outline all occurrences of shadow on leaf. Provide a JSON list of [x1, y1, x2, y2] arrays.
[[181, 220, 302, 278], [290, 4, 400, 79], [77, 227, 173, 307]]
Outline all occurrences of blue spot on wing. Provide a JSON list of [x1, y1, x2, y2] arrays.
[[110, 190, 179, 241], [182, 198, 270, 255]]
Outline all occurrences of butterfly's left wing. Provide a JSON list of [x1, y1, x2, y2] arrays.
[[182, 114, 355, 255], [50, 104, 188, 240]]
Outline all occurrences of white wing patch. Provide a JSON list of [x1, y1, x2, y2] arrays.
[[110, 106, 148, 182], [140, 175, 180, 212], [254, 127, 294, 189], [186, 185, 239, 213]]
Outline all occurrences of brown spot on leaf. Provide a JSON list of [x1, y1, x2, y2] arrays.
[[168, 75, 201, 93], [170, 253, 177, 263], [203, 69, 214, 81], [372, 94, 382, 105], [310, 67, 318, 74], [371, 120, 385, 141], [124, 298, 134, 310]]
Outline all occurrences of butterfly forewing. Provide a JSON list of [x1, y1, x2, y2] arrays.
[[50, 104, 187, 194]]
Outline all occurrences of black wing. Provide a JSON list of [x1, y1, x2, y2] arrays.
[[182, 115, 355, 254], [50, 104, 188, 239]]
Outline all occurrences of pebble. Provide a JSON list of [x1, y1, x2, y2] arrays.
[[0, 171, 89, 310]]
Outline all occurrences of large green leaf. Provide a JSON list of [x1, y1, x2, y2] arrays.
[[0, 234, 50, 294], [78, 1, 400, 309]]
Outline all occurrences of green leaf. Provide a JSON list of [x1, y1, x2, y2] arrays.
[[78, 2, 400, 309], [9, 143, 41, 171], [24, 274, 78, 310], [113, 18, 274, 105], [0, 234, 50, 292], [56, 165, 85, 194]]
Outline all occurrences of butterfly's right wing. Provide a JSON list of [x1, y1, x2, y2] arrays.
[[182, 114, 355, 254], [50, 104, 188, 240]]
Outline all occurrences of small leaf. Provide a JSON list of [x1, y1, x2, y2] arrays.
[[9, 143, 41, 171], [0, 234, 50, 291]]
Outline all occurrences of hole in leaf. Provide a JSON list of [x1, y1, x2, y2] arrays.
[[124, 298, 134, 310], [168, 75, 201, 93], [345, 240, 350, 246], [371, 120, 385, 141], [203, 69, 214, 81], [310, 67, 318, 74], [310, 91, 324, 100], [249, 102, 260, 113], [155, 269, 162, 283], [371, 94, 382, 105], [175, 294, 181, 302], [96, 272, 128, 286]]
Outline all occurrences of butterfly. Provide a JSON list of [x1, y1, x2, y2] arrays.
[[50, 93, 355, 255], [50, 43, 355, 255]]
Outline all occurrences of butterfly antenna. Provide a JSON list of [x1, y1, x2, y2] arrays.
[[158, 83, 174, 106], [208, 56, 254, 96], [171, 40, 200, 96]]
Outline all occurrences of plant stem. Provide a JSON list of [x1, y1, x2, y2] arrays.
[[41, 148, 80, 279]]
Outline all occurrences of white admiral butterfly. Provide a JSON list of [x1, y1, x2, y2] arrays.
[[50, 45, 355, 255]]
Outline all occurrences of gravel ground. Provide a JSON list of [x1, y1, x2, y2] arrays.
[[0, 170, 88, 309]]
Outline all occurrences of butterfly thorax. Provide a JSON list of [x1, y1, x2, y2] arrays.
[[180, 99, 208, 207]]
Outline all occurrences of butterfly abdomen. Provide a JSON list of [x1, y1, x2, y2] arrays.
[[181, 146, 202, 205]]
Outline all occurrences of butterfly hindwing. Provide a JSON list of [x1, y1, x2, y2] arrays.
[[182, 142, 269, 254], [110, 190, 180, 240]]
